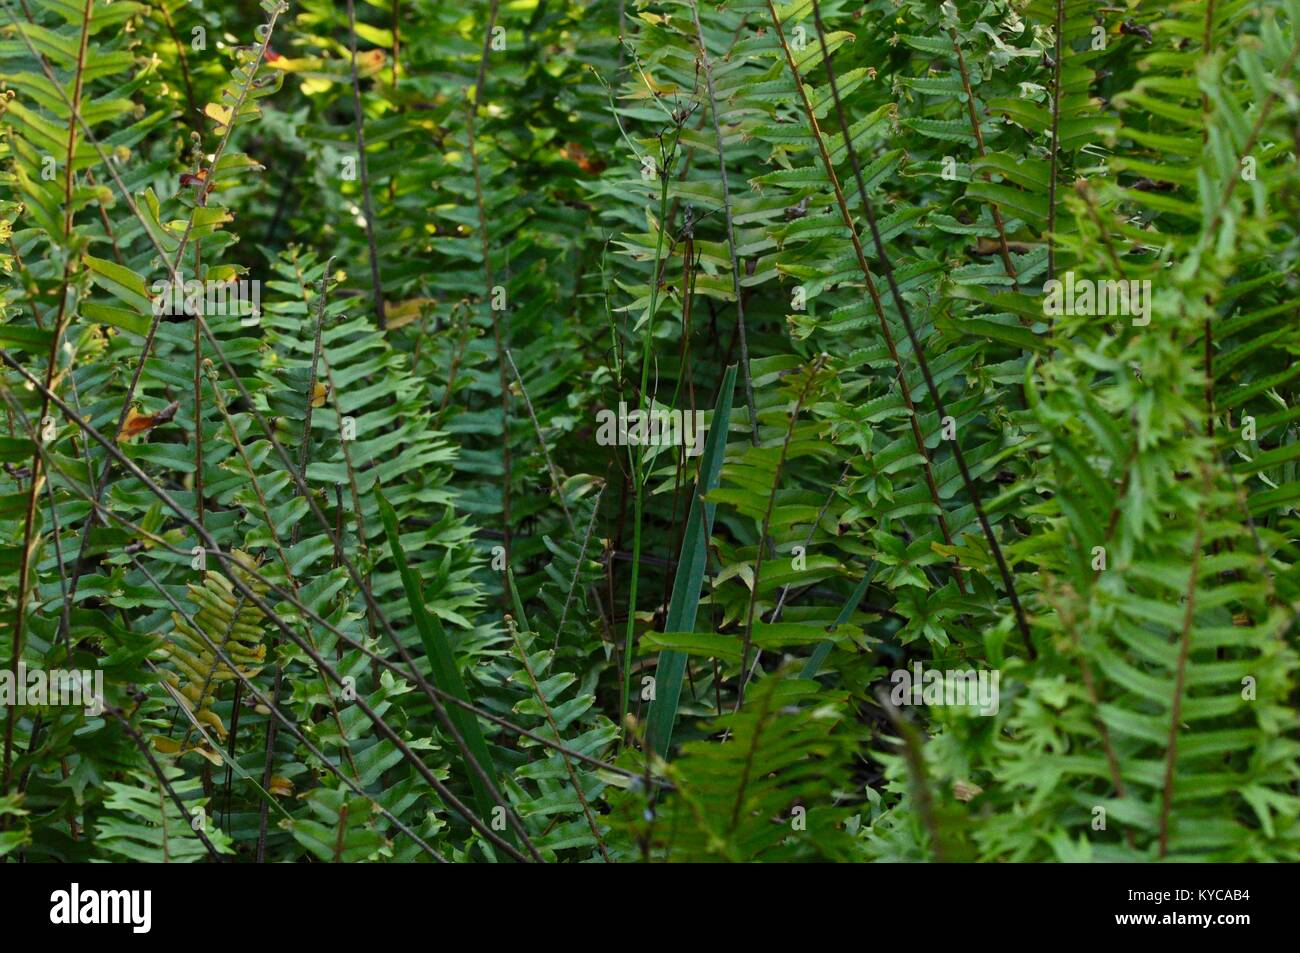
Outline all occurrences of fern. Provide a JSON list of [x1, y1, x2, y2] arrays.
[[152, 550, 267, 764], [96, 765, 233, 862], [630, 672, 857, 862], [2, 0, 1298, 867]]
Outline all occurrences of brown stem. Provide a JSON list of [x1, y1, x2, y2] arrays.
[[1046, 0, 1063, 283], [1158, 480, 1209, 859], [686, 0, 759, 446], [951, 28, 1019, 290], [504, 617, 611, 861], [3, 0, 95, 790], [765, 2, 968, 593], [805, 0, 1035, 658], [345, 0, 387, 329]]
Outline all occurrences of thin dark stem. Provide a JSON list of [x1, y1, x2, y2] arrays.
[[0, 347, 542, 863], [807, 0, 1034, 658], [764, 1, 968, 595], [1046, 0, 1063, 283], [346, 0, 387, 328], [476, 0, 501, 102], [2, 0, 94, 791], [686, 0, 759, 446], [32, 1, 285, 642], [952, 27, 1019, 290], [1158, 484, 1208, 859], [109, 709, 226, 862], [258, 261, 332, 862]]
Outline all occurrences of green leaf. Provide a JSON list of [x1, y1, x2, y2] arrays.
[[645, 364, 736, 758], [375, 484, 514, 856]]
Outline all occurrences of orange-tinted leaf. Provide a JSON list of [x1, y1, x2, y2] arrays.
[[561, 142, 606, 175], [118, 401, 180, 442]]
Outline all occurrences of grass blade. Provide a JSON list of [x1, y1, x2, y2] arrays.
[[646, 364, 736, 758], [375, 486, 514, 851], [802, 563, 876, 680]]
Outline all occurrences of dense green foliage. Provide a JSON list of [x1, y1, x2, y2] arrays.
[[1, 0, 1298, 863]]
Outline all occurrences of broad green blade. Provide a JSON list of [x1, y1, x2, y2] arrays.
[[802, 563, 876, 680], [646, 364, 736, 759], [375, 486, 515, 855]]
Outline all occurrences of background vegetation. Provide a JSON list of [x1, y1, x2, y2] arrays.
[[1, 0, 1298, 862]]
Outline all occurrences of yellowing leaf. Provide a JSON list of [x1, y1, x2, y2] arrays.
[[205, 103, 233, 128], [382, 297, 433, 330], [150, 736, 183, 755], [358, 48, 386, 76]]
